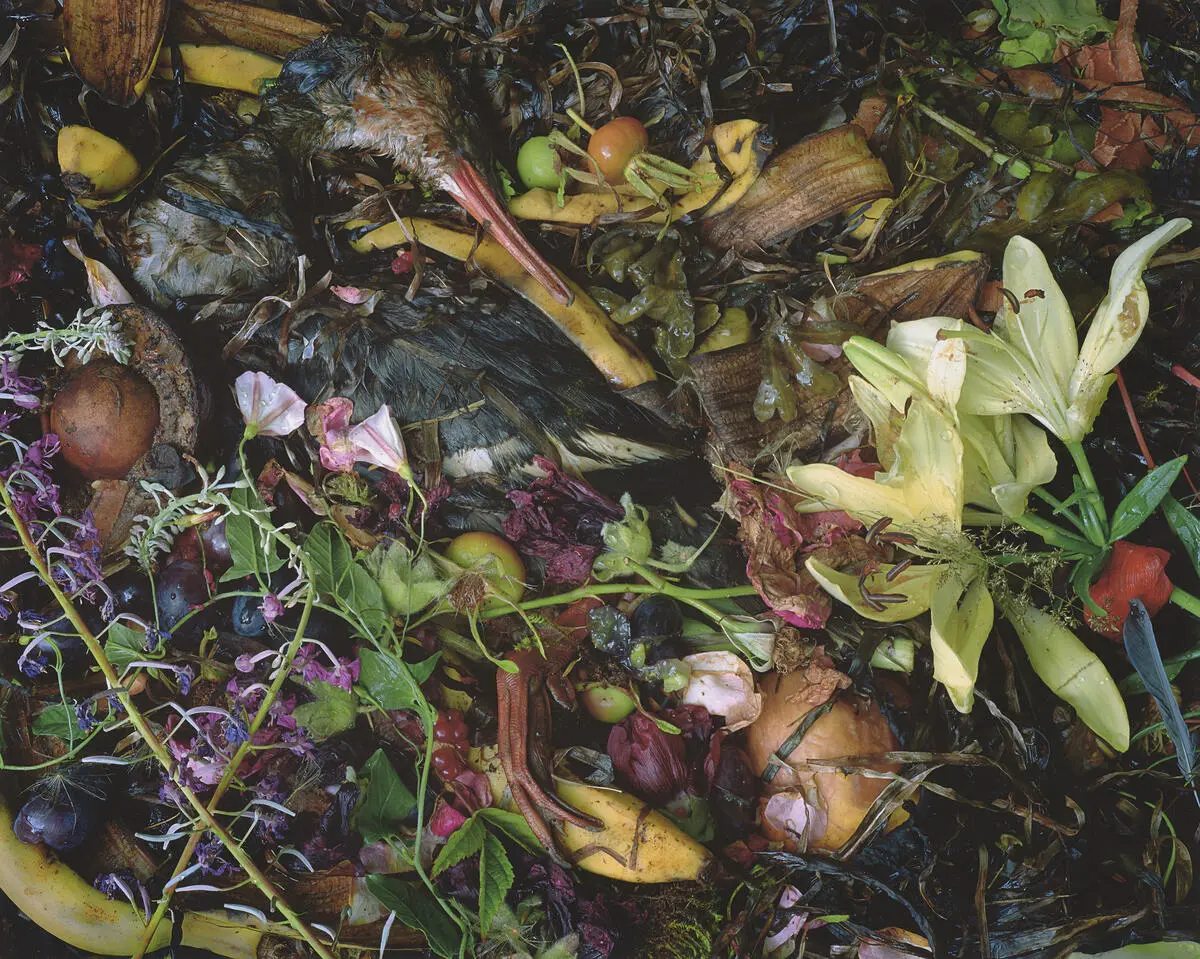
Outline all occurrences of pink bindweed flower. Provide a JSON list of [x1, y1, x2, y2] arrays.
[[315, 399, 412, 479], [235, 371, 306, 439], [262, 594, 283, 623]]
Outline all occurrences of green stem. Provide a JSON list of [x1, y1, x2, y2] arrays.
[[1012, 512, 1099, 555], [479, 578, 758, 620], [1066, 441, 1109, 543], [0, 482, 336, 959], [1031, 487, 1088, 535], [132, 589, 317, 959], [914, 101, 1046, 178], [1170, 586, 1200, 619]]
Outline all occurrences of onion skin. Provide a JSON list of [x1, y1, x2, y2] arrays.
[[745, 668, 902, 852], [50, 361, 159, 480]]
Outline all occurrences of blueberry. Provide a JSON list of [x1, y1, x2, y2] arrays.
[[630, 595, 683, 641], [232, 594, 266, 637]]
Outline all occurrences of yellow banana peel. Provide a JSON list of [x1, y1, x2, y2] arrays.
[[58, 126, 141, 197], [0, 789, 285, 957], [157, 43, 282, 94], [349, 217, 655, 388], [508, 118, 769, 227], [552, 778, 713, 884]]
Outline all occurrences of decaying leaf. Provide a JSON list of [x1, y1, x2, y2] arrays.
[[168, 0, 330, 57]]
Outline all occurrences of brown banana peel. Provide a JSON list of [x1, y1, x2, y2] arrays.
[[157, 43, 282, 94], [704, 123, 893, 252], [63, 0, 168, 106], [0, 788, 289, 957], [509, 118, 769, 227], [350, 217, 656, 388], [169, 0, 330, 57]]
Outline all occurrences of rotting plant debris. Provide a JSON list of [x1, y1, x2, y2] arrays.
[[1, 1, 1200, 958]]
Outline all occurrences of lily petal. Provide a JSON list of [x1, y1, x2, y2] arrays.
[[997, 236, 1078, 399], [1067, 217, 1192, 442], [1003, 600, 1129, 751], [848, 376, 902, 470], [805, 557, 946, 623], [885, 316, 967, 410], [843, 336, 922, 411], [930, 570, 994, 713], [786, 462, 917, 526]]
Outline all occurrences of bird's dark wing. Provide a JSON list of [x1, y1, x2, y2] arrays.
[[272, 286, 699, 487]]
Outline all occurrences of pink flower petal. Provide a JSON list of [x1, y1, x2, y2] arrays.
[[235, 371, 306, 438], [346, 405, 410, 476]]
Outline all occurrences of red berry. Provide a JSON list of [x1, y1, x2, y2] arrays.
[[433, 709, 468, 746], [432, 747, 467, 781]]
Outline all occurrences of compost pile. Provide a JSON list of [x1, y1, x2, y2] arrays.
[[2, 0, 1200, 956]]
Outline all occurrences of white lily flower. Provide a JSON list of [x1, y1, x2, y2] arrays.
[[954, 218, 1190, 444]]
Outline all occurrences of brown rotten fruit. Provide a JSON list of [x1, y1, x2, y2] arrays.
[[745, 663, 904, 852], [50, 361, 160, 480]]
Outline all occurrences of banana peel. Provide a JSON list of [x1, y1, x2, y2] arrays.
[[58, 126, 141, 197], [350, 217, 655, 388], [157, 43, 282, 94], [63, 0, 168, 106], [169, 0, 330, 57], [552, 778, 713, 883], [0, 789, 289, 958], [508, 118, 770, 227]]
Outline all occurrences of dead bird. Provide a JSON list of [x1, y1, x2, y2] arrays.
[[265, 283, 695, 490], [115, 35, 570, 308]]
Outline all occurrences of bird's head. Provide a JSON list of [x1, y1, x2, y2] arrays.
[[268, 36, 571, 305]]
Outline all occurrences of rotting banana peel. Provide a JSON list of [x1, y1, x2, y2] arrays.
[[551, 778, 713, 884], [0, 789, 288, 958], [350, 217, 656, 388], [508, 118, 769, 226], [63, 0, 168, 106], [58, 126, 141, 197], [157, 43, 282, 94], [169, 0, 330, 57]]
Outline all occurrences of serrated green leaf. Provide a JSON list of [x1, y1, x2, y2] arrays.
[[1164, 495, 1200, 579], [303, 524, 388, 638], [356, 749, 416, 843], [303, 523, 352, 598], [475, 808, 541, 852], [292, 681, 358, 741], [364, 876, 461, 959], [358, 649, 431, 712], [432, 815, 486, 877], [478, 831, 513, 935], [104, 621, 147, 672], [1109, 457, 1186, 543]]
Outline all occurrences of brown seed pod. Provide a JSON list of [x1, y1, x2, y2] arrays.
[[50, 361, 160, 480]]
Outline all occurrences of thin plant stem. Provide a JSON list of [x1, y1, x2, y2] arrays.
[[478, 579, 758, 620], [1031, 487, 1088, 535], [131, 589, 318, 959], [1066, 441, 1109, 543], [1012, 512, 1098, 556], [1170, 586, 1200, 619], [0, 481, 336, 959]]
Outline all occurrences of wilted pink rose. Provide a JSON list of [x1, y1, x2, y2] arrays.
[[429, 801, 467, 838], [235, 371, 306, 438], [607, 713, 690, 804]]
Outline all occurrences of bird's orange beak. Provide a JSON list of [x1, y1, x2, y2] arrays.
[[443, 159, 573, 306]]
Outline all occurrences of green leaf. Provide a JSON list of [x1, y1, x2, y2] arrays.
[[431, 815, 485, 877], [1069, 552, 1108, 619], [1109, 457, 1186, 542], [478, 831, 514, 935], [104, 622, 147, 672], [356, 749, 416, 843], [1164, 494, 1200, 579], [303, 524, 389, 638], [408, 653, 441, 686], [221, 486, 284, 583], [364, 876, 461, 959], [32, 702, 76, 739], [292, 681, 358, 741], [358, 649, 431, 712], [475, 808, 542, 852]]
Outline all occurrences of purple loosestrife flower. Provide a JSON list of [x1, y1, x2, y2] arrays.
[[262, 593, 283, 623], [235, 371, 306, 439], [76, 701, 100, 733], [195, 834, 233, 878], [0, 356, 40, 409], [2, 434, 62, 529]]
